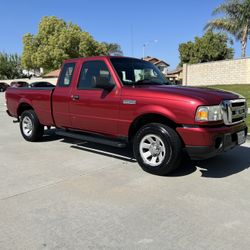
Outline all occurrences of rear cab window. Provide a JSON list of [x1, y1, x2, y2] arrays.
[[58, 63, 76, 87]]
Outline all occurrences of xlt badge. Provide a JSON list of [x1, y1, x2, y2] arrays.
[[123, 100, 137, 105]]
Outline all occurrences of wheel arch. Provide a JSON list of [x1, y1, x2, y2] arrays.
[[17, 102, 34, 117], [128, 113, 179, 142]]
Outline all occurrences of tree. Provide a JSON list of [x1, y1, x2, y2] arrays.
[[205, 0, 250, 58], [22, 16, 122, 71], [0, 52, 22, 79], [179, 31, 234, 66]]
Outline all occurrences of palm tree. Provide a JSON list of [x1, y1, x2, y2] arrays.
[[102, 42, 123, 56], [205, 0, 250, 58]]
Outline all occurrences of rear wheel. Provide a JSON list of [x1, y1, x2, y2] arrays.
[[133, 123, 182, 175], [20, 110, 44, 141]]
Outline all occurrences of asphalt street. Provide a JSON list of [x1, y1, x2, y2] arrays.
[[0, 92, 250, 250]]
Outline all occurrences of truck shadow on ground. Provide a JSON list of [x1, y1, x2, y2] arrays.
[[62, 137, 137, 163], [170, 146, 250, 178], [41, 129, 62, 142], [197, 146, 250, 178], [47, 130, 250, 178]]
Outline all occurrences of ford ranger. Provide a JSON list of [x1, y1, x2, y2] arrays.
[[5, 56, 248, 175]]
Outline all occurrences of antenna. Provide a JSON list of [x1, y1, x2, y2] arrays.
[[131, 25, 134, 57]]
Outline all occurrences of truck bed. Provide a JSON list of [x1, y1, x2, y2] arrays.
[[6, 87, 55, 126]]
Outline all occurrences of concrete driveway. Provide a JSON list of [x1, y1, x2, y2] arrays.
[[0, 92, 250, 250]]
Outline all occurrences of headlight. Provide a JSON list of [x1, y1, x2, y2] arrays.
[[195, 105, 222, 122]]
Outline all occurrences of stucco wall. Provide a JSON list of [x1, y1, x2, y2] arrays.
[[183, 58, 250, 86]]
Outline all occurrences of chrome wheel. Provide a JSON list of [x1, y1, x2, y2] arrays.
[[22, 116, 33, 136], [139, 134, 166, 167]]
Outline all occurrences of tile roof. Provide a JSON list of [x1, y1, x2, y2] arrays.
[[43, 69, 60, 78], [143, 56, 169, 67]]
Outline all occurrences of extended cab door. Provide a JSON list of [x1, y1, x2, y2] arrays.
[[69, 59, 121, 136], [52, 62, 78, 128]]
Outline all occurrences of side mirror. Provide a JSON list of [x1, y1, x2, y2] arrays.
[[96, 77, 115, 91]]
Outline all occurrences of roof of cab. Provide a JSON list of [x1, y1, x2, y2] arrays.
[[63, 56, 140, 63]]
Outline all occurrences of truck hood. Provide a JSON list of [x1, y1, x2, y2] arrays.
[[135, 85, 243, 104]]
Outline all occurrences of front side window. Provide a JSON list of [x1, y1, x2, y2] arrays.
[[58, 63, 75, 87], [110, 58, 172, 86], [78, 60, 114, 89]]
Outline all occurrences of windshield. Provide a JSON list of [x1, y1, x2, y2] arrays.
[[110, 57, 172, 86]]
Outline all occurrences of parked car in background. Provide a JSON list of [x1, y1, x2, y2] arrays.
[[29, 81, 54, 88], [0, 82, 9, 92], [10, 81, 29, 88]]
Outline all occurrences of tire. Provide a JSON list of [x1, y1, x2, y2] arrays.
[[0, 88, 3, 92], [20, 110, 44, 142], [133, 123, 182, 176]]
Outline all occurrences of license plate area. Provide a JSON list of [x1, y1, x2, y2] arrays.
[[237, 130, 246, 145]]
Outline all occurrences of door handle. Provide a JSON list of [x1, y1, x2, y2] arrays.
[[71, 95, 80, 100]]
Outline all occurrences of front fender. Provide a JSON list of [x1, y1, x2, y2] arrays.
[[135, 104, 178, 123]]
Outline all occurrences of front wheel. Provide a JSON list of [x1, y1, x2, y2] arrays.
[[20, 110, 44, 142], [133, 123, 182, 176]]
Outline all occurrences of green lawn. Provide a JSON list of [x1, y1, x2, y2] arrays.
[[207, 84, 250, 129]]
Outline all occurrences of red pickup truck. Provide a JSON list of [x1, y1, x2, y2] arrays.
[[6, 56, 248, 175]]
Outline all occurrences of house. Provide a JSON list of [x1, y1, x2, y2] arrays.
[[143, 56, 170, 74], [43, 69, 60, 78], [165, 68, 183, 85]]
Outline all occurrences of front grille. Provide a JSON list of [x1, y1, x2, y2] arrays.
[[221, 99, 247, 125]]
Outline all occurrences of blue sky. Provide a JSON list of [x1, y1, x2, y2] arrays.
[[0, 0, 249, 69]]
